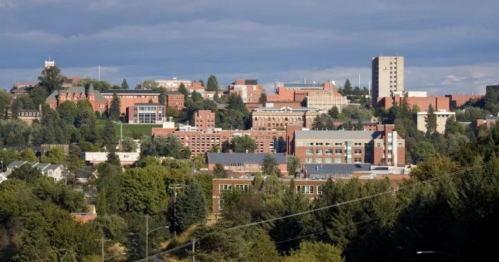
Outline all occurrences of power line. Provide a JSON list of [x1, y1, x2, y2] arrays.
[[135, 163, 484, 261]]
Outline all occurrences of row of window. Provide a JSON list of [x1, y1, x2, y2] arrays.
[[305, 157, 367, 164], [300, 142, 371, 147], [218, 184, 323, 195]]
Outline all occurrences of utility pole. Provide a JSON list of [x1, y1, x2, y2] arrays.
[[169, 184, 183, 237], [145, 214, 149, 262], [95, 237, 109, 262], [191, 239, 196, 262]]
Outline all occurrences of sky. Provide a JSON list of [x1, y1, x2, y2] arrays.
[[0, 0, 498, 94]]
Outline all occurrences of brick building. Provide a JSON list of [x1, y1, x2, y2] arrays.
[[152, 127, 286, 157], [445, 94, 483, 110], [165, 92, 185, 109], [377, 94, 450, 112], [207, 153, 287, 175], [45, 85, 108, 113], [101, 89, 160, 115], [195, 110, 216, 131], [18, 109, 41, 125], [267, 81, 337, 103], [251, 107, 323, 130], [11, 82, 37, 96], [292, 124, 405, 166], [228, 79, 263, 103]]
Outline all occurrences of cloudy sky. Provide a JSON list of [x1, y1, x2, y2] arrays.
[[0, 0, 498, 94]]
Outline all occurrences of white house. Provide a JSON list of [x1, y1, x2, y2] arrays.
[[5, 161, 68, 182], [84, 152, 140, 166]]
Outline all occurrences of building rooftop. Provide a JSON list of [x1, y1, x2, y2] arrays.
[[254, 106, 322, 112], [304, 164, 371, 178], [208, 153, 286, 165], [283, 83, 324, 89], [295, 130, 382, 140], [134, 103, 164, 106], [101, 89, 160, 95]]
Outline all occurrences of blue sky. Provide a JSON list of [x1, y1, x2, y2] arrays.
[[0, 0, 498, 94]]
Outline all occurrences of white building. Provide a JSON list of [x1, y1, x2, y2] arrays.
[[372, 56, 405, 105], [416, 110, 455, 134], [306, 92, 351, 111], [5, 161, 67, 182], [154, 78, 192, 91], [85, 152, 140, 166]]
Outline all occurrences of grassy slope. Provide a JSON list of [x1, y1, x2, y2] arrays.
[[96, 119, 161, 138]]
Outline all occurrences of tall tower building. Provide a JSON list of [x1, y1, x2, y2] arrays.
[[371, 56, 404, 106]]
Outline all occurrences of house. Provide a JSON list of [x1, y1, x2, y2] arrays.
[[5, 161, 68, 181], [72, 205, 98, 223], [207, 153, 288, 176]]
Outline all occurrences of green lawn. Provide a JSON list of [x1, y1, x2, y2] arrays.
[[97, 120, 161, 138]]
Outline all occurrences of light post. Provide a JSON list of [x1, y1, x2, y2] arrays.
[[145, 214, 169, 262]]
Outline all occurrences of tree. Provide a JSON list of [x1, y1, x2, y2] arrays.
[[287, 156, 301, 177], [284, 242, 344, 262], [96, 188, 107, 216], [343, 79, 353, 95], [259, 93, 267, 105], [102, 119, 117, 146], [178, 83, 188, 98], [66, 144, 85, 172], [121, 137, 137, 152], [355, 120, 364, 130], [20, 148, 38, 161], [262, 154, 279, 176], [231, 136, 257, 153], [312, 114, 335, 130], [38, 66, 66, 93], [328, 106, 339, 119], [107, 146, 121, 166], [10, 164, 43, 183], [207, 75, 219, 91], [141, 134, 191, 159], [213, 163, 228, 178], [341, 105, 373, 120], [425, 104, 437, 135], [170, 179, 207, 232], [42, 147, 65, 164], [57, 101, 78, 125], [0, 90, 11, 120], [121, 78, 129, 89], [109, 93, 121, 121]]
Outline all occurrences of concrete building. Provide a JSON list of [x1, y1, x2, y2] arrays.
[[292, 124, 405, 166], [416, 110, 455, 134], [251, 107, 323, 130], [195, 110, 216, 132], [128, 104, 164, 124], [101, 89, 160, 115], [154, 78, 192, 91], [45, 85, 108, 113], [5, 161, 68, 182], [372, 56, 405, 106], [306, 91, 350, 111], [207, 153, 287, 175], [186, 81, 205, 96], [228, 79, 263, 103]]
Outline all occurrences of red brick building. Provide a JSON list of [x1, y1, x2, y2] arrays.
[[127, 104, 164, 124], [45, 85, 108, 113], [165, 92, 185, 109], [228, 79, 263, 104], [291, 124, 405, 166], [101, 89, 160, 115], [195, 110, 216, 131], [251, 107, 323, 130], [207, 153, 287, 175], [266, 81, 337, 103], [377, 94, 450, 112], [445, 94, 483, 110]]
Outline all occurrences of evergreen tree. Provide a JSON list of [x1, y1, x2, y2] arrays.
[[343, 79, 353, 95], [121, 78, 129, 89], [287, 156, 301, 177], [178, 83, 188, 98], [328, 106, 339, 119], [171, 179, 207, 232], [425, 104, 437, 135], [355, 120, 363, 130], [96, 188, 107, 216], [107, 146, 121, 166], [312, 114, 335, 130], [262, 154, 279, 176], [102, 119, 117, 146], [213, 163, 228, 178], [231, 136, 257, 153], [259, 93, 267, 105], [109, 93, 121, 121], [206, 75, 219, 91]]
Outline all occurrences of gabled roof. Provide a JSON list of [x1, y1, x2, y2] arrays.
[[208, 153, 286, 165]]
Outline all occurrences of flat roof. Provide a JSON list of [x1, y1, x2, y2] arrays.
[[101, 89, 159, 94], [208, 153, 286, 165], [295, 130, 381, 140]]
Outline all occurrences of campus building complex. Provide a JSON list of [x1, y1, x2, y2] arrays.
[[251, 107, 323, 130], [228, 79, 263, 103], [45, 85, 108, 113]]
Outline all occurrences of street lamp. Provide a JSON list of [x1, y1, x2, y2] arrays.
[[145, 214, 169, 262], [416, 250, 457, 259]]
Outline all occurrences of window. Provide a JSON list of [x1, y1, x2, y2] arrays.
[[235, 184, 250, 192], [398, 143, 404, 147], [325, 142, 332, 146], [354, 158, 362, 163], [325, 158, 333, 163], [377, 143, 381, 147], [316, 158, 323, 164], [354, 142, 362, 146], [306, 158, 313, 164], [306, 142, 314, 146], [354, 149, 362, 155], [316, 149, 323, 155], [218, 199, 224, 211], [317, 186, 323, 195], [219, 184, 232, 193], [325, 149, 333, 155], [306, 149, 313, 155], [335, 142, 343, 146], [296, 185, 314, 194], [335, 158, 342, 163], [335, 149, 342, 155]]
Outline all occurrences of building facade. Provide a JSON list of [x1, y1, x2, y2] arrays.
[[18, 109, 41, 125], [195, 110, 216, 131], [267, 81, 337, 103], [378, 94, 450, 112], [207, 153, 287, 175], [251, 107, 323, 130], [128, 104, 164, 124], [155, 78, 192, 91], [165, 92, 185, 109], [5, 161, 68, 182], [292, 125, 405, 166], [372, 56, 405, 106], [416, 110, 455, 134], [228, 79, 263, 103], [445, 94, 483, 110], [306, 91, 350, 111], [45, 85, 108, 113], [101, 89, 160, 115]]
